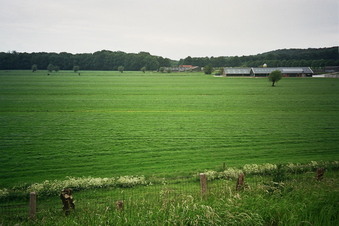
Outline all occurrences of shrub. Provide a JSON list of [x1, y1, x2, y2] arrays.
[[202, 170, 219, 181], [0, 188, 9, 198], [219, 168, 244, 179], [26, 176, 145, 197], [243, 163, 277, 175], [116, 176, 146, 188]]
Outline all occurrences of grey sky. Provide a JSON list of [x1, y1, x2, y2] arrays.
[[0, 0, 338, 60]]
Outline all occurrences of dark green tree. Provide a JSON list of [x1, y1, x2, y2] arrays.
[[32, 64, 37, 72], [47, 63, 54, 72], [183, 56, 192, 65], [268, 70, 282, 87], [159, 67, 165, 73], [73, 65, 80, 72], [118, 66, 124, 73], [203, 65, 213, 74]]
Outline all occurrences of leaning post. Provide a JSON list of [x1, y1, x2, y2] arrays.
[[200, 173, 208, 196], [29, 192, 37, 219], [236, 173, 245, 191], [116, 200, 124, 211], [316, 168, 325, 181]]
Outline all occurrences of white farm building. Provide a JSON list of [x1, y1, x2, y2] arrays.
[[223, 67, 314, 77]]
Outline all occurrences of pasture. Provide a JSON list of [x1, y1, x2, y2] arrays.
[[0, 70, 339, 187]]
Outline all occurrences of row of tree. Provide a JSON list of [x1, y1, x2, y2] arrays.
[[0, 50, 172, 71], [0, 47, 337, 71], [179, 47, 339, 68]]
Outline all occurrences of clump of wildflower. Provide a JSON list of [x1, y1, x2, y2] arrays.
[[243, 163, 277, 175], [202, 170, 218, 181], [26, 175, 145, 196], [0, 188, 9, 198], [116, 176, 146, 188], [219, 168, 243, 179]]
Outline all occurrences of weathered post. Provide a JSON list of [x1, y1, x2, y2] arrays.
[[316, 168, 325, 181], [236, 173, 245, 191], [200, 173, 207, 196], [60, 188, 75, 216], [116, 200, 124, 211], [29, 192, 37, 219]]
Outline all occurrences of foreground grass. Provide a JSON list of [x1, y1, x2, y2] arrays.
[[0, 71, 339, 187], [1, 168, 338, 225]]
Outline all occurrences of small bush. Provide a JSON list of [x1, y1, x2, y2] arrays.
[[219, 168, 244, 179], [243, 163, 277, 175], [116, 176, 146, 188], [0, 188, 9, 198]]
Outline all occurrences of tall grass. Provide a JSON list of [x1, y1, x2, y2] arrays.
[[1, 162, 338, 225]]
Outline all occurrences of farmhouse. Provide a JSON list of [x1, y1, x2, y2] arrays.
[[223, 67, 314, 77]]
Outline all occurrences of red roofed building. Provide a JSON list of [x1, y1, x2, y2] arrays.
[[178, 65, 200, 72], [179, 65, 194, 68]]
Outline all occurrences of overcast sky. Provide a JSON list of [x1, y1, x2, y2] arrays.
[[0, 0, 338, 60]]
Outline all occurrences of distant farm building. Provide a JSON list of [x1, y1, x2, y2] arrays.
[[223, 67, 314, 77], [224, 68, 251, 76], [179, 65, 200, 72], [168, 65, 200, 72]]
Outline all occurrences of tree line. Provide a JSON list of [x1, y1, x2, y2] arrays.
[[0, 47, 337, 71], [0, 50, 171, 71], [179, 47, 339, 68]]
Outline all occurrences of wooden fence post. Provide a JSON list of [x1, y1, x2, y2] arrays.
[[200, 173, 207, 196], [60, 188, 75, 216], [316, 168, 325, 181], [236, 173, 245, 191], [116, 200, 124, 211], [29, 192, 37, 219]]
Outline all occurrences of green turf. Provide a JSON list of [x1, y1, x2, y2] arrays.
[[1, 70, 339, 187]]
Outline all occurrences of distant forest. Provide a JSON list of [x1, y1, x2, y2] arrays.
[[0, 51, 172, 71], [179, 47, 339, 69], [0, 47, 338, 71]]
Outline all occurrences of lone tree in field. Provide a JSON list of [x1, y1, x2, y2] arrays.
[[159, 67, 165, 73], [54, 65, 60, 72], [204, 65, 213, 74], [268, 70, 282, 87], [32, 64, 38, 72], [73, 66, 80, 73], [118, 66, 124, 73], [47, 64, 54, 73]]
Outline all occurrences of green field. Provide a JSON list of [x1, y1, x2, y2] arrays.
[[1, 70, 339, 187]]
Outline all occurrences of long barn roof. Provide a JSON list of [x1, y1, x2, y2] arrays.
[[251, 68, 277, 74], [224, 67, 314, 75], [224, 68, 251, 74]]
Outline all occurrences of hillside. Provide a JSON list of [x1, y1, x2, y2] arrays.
[[179, 46, 339, 68], [257, 47, 339, 61]]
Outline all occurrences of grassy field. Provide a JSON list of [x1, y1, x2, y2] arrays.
[[1, 70, 339, 187]]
